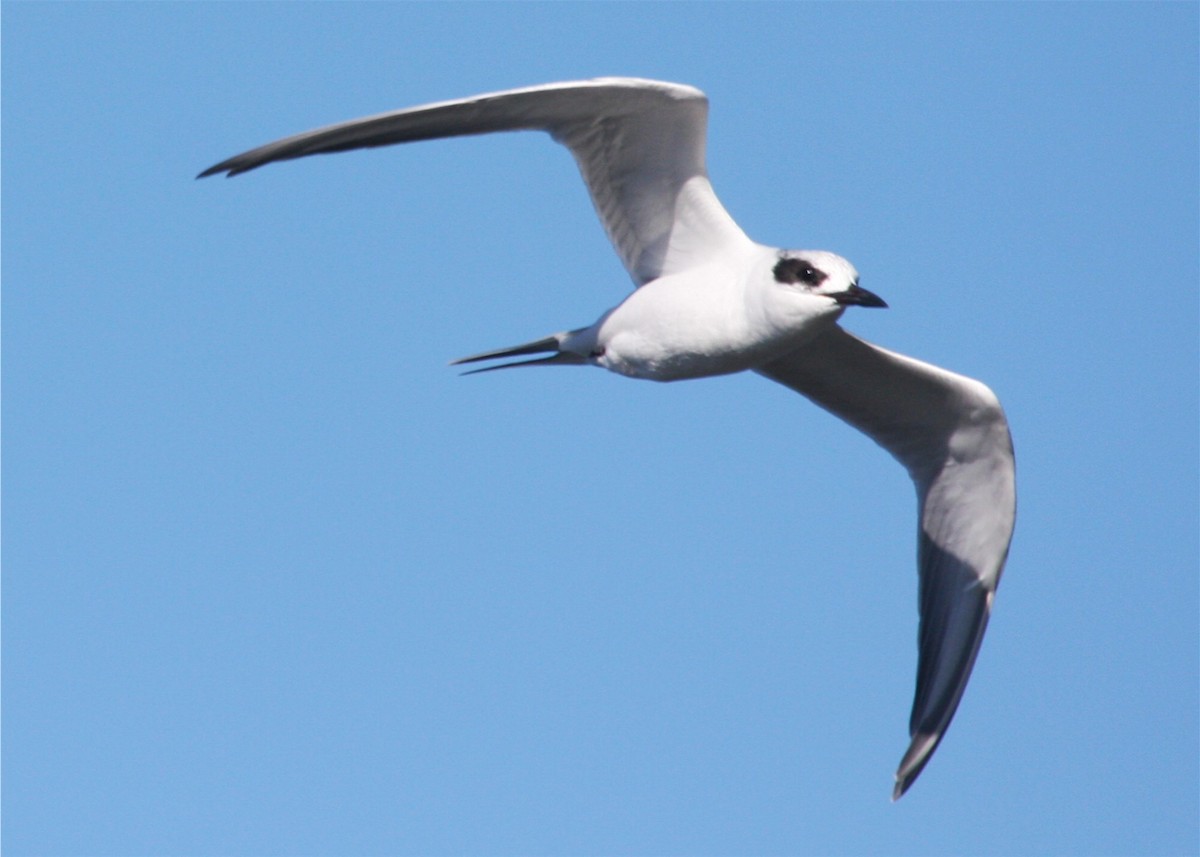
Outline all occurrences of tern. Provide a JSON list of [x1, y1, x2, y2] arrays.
[[199, 78, 1016, 800]]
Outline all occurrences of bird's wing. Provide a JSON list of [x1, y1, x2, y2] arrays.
[[757, 325, 1015, 800], [198, 77, 752, 286]]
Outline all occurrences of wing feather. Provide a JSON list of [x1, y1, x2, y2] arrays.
[[757, 325, 1015, 799], [198, 78, 751, 285]]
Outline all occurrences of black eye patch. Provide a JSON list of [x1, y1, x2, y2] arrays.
[[773, 256, 828, 287]]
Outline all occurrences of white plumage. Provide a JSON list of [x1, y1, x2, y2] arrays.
[[200, 77, 1016, 799]]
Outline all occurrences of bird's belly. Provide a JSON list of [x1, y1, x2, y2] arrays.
[[598, 329, 795, 382], [590, 266, 834, 382]]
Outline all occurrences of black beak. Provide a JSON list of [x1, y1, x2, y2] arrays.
[[833, 284, 888, 309]]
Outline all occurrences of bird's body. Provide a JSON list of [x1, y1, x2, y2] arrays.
[[200, 77, 1015, 799], [491, 248, 864, 382]]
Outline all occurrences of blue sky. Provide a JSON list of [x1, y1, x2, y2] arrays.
[[4, 3, 1197, 855]]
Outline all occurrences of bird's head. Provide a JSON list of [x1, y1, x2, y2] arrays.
[[766, 251, 887, 327]]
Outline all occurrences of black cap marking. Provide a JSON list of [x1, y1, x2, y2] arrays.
[[773, 256, 828, 287]]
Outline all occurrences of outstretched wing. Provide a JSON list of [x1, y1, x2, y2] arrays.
[[198, 78, 752, 286], [758, 325, 1016, 799]]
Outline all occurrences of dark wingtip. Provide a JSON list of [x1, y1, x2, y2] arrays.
[[891, 731, 940, 801], [196, 161, 248, 179]]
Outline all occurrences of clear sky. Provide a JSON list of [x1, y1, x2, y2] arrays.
[[4, 4, 1197, 856]]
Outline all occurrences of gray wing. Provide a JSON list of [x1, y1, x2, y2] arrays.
[[198, 77, 752, 286], [757, 325, 1016, 800]]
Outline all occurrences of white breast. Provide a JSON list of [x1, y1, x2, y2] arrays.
[[590, 257, 828, 382]]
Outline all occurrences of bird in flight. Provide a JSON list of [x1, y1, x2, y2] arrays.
[[199, 78, 1016, 800]]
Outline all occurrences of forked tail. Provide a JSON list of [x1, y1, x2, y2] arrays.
[[451, 333, 588, 375]]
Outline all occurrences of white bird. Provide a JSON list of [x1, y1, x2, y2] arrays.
[[199, 78, 1016, 800]]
